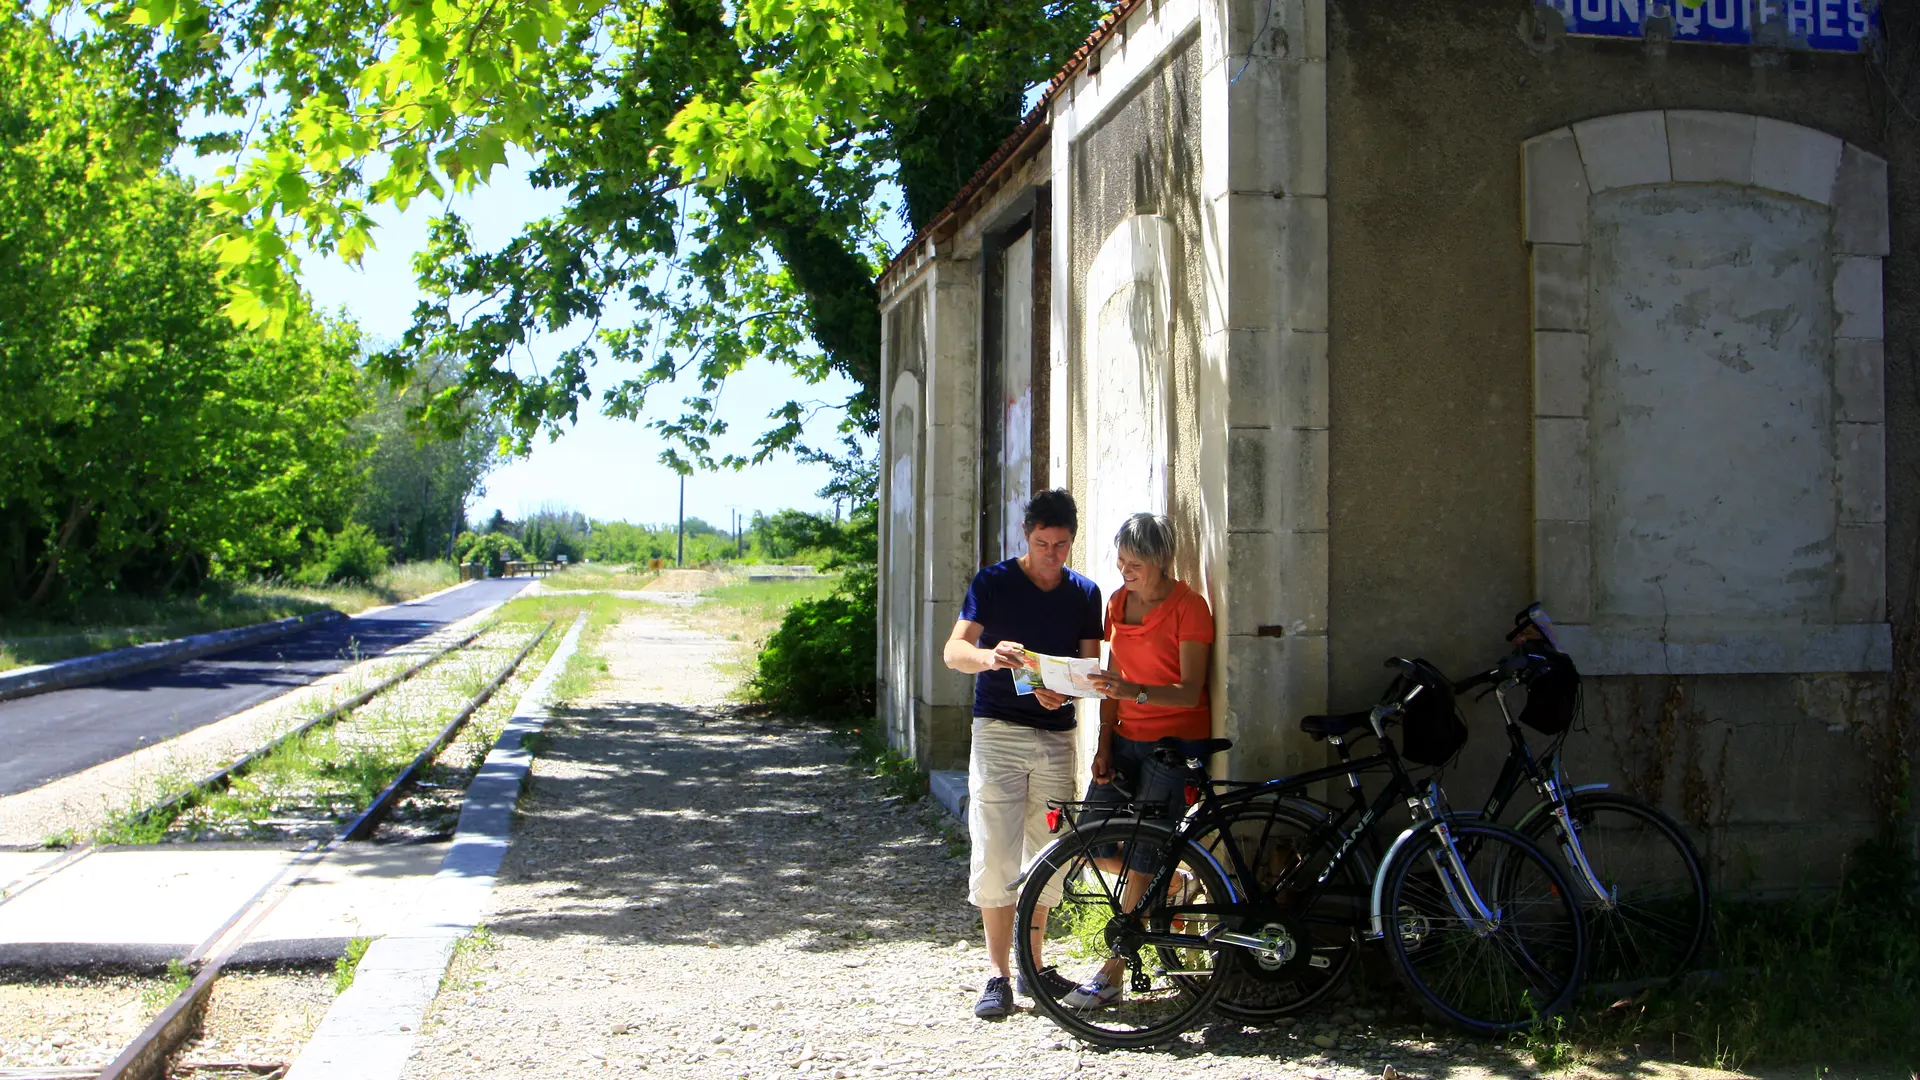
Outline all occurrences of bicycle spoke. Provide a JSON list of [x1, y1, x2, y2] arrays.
[[1532, 794, 1709, 984], [1384, 822, 1585, 1034], [1015, 820, 1229, 1048]]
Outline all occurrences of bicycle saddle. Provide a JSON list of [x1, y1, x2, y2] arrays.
[[1298, 711, 1371, 741], [1151, 736, 1234, 759]]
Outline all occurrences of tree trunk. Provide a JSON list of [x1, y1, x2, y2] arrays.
[[26, 498, 96, 609]]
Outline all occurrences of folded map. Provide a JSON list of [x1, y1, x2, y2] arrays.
[[1011, 650, 1102, 699]]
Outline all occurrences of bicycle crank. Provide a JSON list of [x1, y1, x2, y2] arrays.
[[1215, 919, 1323, 981]]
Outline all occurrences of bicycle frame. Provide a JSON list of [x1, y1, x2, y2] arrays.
[[1087, 723, 1504, 961], [1462, 668, 1618, 907]]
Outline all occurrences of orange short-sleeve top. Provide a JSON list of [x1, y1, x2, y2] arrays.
[[1106, 579, 1215, 742]]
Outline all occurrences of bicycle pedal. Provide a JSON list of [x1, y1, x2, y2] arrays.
[[1130, 967, 1151, 994]]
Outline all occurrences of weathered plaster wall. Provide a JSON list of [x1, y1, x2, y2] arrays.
[[1069, 32, 1209, 592], [1589, 186, 1837, 622], [878, 284, 927, 762], [1064, 29, 1213, 775], [1325, 0, 1917, 883]]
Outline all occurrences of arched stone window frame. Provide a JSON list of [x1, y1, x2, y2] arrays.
[[1524, 110, 1890, 674]]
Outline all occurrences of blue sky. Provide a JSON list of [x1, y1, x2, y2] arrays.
[[236, 155, 881, 530]]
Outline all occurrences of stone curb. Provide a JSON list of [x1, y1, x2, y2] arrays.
[[930, 769, 969, 821], [284, 610, 590, 1080], [0, 611, 346, 704]]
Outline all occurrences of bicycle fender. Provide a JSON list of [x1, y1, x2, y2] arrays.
[[1511, 782, 1612, 835], [1366, 818, 1449, 940]]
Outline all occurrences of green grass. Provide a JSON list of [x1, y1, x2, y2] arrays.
[[140, 959, 194, 1012], [333, 936, 372, 994], [94, 596, 639, 843], [842, 723, 928, 804], [546, 562, 659, 591], [0, 560, 460, 672], [697, 575, 837, 630], [1558, 838, 1920, 1073], [94, 616, 570, 843], [456, 923, 498, 957]]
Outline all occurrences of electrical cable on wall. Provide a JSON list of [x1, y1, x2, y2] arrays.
[[1231, 0, 1277, 82]]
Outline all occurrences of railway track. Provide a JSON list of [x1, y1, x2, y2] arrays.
[[0, 613, 577, 1080]]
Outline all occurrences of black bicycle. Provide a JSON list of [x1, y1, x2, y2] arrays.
[[1209, 606, 1710, 1020], [1453, 603, 1711, 988], [1012, 659, 1588, 1048]]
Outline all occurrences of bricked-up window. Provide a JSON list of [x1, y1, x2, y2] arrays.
[[1524, 111, 1889, 675]]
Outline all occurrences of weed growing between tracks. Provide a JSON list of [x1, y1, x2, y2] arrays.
[[85, 594, 645, 845], [92, 621, 551, 844], [331, 938, 372, 994], [139, 959, 193, 1012]]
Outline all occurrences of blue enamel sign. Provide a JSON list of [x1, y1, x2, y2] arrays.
[[1537, 0, 1879, 53]]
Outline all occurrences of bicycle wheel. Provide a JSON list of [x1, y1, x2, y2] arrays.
[[1520, 791, 1709, 986], [1194, 798, 1365, 1020], [1380, 819, 1586, 1034], [1014, 818, 1232, 1048]]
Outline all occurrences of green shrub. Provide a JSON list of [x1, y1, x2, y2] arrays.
[[455, 531, 527, 577], [300, 523, 390, 585], [749, 564, 876, 717]]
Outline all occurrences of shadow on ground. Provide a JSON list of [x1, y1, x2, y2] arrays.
[[482, 701, 968, 953]]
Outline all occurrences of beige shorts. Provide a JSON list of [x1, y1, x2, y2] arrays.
[[967, 717, 1074, 909]]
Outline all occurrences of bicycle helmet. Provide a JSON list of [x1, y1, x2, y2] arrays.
[[1387, 658, 1468, 766]]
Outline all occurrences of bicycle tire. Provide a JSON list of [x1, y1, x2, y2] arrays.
[[1192, 797, 1366, 1020], [1014, 818, 1232, 1048], [1518, 790, 1709, 986], [1380, 819, 1587, 1034]]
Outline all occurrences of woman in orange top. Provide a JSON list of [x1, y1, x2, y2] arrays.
[[1062, 512, 1215, 1009]]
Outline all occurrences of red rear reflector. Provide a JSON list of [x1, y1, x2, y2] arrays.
[[1184, 785, 1200, 806], [1046, 808, 1063, 832]]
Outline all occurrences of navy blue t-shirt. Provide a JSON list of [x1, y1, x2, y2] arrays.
[[960, 559, 1103, 731]]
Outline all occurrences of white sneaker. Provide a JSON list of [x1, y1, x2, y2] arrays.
[[1062, 969, 1123, 1009]]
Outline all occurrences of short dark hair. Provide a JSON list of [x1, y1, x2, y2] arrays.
[[1022, 489, 1078, 536]]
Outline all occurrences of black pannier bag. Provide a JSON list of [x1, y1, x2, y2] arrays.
[[1517, 649, 1581, 736], [1388, 658, 1468, 766]]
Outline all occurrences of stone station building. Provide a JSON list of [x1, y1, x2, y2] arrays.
[[875, 0, 1917, 888]]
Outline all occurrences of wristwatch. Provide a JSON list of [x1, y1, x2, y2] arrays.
[[1134, 685, 1150, 705]]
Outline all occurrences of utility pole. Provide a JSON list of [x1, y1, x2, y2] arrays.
[[675, 472, 685, 568], [736, 510, 744, 558]]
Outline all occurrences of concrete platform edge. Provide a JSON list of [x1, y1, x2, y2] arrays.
[[284, 610, 590, 1080], [930, 769, 968, 821], [0, 611, 345, 703]]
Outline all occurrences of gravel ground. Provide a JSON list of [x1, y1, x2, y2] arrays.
[[0, 967, 172, 1072], [0, 608, 504, 848], [396, 608, 1759, 1080], [166, 965, 334, 1078]]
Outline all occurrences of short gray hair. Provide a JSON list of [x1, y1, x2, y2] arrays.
[[1114, 513, 1175, 570]]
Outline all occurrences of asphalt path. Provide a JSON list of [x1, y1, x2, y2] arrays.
[[0, 578, 531, 797]]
